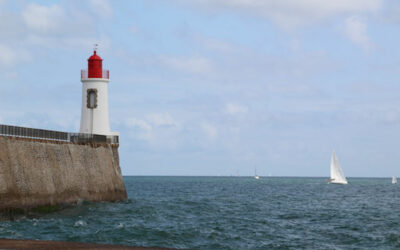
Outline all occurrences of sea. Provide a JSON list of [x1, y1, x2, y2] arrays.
[[0, 176, 399, 249]]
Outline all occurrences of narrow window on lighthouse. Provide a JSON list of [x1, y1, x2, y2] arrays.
[[87, 89, 98, 109]]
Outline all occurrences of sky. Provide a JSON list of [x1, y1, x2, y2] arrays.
[[1, 0, 400, 177]]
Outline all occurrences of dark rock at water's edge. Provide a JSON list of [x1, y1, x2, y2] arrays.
[[0, 238, 174, 249], [0, 200, 119, 220], [0, 136, 127, 213]]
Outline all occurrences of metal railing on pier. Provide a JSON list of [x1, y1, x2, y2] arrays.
[[0, 124, 119, 145], [70, 133, 119, 144]]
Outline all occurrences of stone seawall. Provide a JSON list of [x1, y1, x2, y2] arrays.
[[0, 136, 127, 210]]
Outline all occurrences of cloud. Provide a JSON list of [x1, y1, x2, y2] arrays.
[[199, 37, 234, 53], [88, 0, 113, 18], [225, 103, 248, 115], [0, 44, 17, 66], [26, 34, 111, 50], [0, 44, 30, 66], [124, 113, 181, 146], [147, 113, 179, 128], [125, 118, 152, 131], [201, 123, 217, 138], [21, 3, 101, 47], [343, 16, 373, 51], [174, 0, 382, 29], [124, 118, 153, 142], [0, 2, 109, 68], [383, 108, 400, 124], [160, 55, 213, 74], [22, 3, 65, 34]]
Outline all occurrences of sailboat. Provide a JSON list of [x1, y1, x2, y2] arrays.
[[392, 176, 397, 184], [328, 151, 348, 185], [254, 167, 260, 179]]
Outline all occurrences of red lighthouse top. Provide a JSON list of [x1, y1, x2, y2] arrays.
[[81, 50, 109, 80], [88, 50, 103, 78]]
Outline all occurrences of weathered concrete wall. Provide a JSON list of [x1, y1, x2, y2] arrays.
[[0, 136, 127, 210]]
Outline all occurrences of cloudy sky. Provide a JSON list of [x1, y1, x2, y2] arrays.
[[1, 0, 400, 177]]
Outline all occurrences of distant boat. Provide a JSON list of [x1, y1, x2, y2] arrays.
[[328, 151, 348, 185], [254, 167, 260, 179], [392, 176, 397, 184]]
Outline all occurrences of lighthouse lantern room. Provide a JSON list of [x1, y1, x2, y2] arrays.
[[80, 49, 113, 135]]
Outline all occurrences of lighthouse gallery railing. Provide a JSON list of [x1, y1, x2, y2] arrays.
[[0, 124, 119, 145], [81, 70, 109, 80]]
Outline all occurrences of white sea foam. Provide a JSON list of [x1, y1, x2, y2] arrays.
[[77, 199, 84, 206], [74, 220, 87, 227]]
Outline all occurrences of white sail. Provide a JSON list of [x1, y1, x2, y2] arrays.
[[329, 151, 348, 184], [392, 176, 397, 184], [254, 167, 259, 179]]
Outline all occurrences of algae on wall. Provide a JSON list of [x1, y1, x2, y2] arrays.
[[0, 136, 127, 209]]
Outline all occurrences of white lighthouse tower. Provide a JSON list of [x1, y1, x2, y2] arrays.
[[80, 49, 113, 135]]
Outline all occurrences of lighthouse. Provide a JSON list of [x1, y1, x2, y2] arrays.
[[80, 49, 112, 135]]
